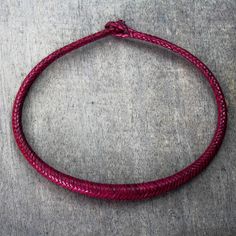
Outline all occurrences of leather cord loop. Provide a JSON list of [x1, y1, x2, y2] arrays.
[[12, 20, 227, 200]]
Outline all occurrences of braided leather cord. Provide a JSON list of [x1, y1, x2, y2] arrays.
[[12, 20, 227, 200]]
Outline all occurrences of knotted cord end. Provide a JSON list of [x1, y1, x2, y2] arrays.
[[105, 20, 131, 38]]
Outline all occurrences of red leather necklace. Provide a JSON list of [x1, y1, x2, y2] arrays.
[[12, 20, 227, 200]]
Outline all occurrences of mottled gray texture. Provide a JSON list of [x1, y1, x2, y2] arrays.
[[0, 0, 236, 235]]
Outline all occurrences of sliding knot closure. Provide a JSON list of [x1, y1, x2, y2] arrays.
[[105, 20, 131, 38]]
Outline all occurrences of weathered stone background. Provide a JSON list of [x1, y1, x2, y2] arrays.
[[0, 0, 235, 235]]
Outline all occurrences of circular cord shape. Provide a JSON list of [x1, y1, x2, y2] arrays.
[[12, 20, 227, 200]]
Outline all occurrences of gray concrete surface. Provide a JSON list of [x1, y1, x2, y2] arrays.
[[0, 0, 235, 235]]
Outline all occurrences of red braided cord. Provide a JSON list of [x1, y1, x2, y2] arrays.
[[12, 20, 227, 200]]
